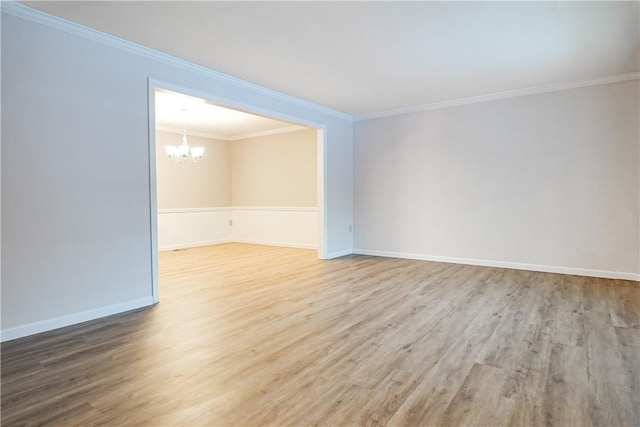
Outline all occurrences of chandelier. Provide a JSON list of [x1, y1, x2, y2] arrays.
[[165, 109, 205, 162]]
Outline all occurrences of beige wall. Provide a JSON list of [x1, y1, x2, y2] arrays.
[[156, 128, 317, 209], [156, 130, 231, 209], [231, 129, 317, 207]]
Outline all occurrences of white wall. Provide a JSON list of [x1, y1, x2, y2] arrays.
[[354, 80, 639, 280], [0, 8, 353, 341]]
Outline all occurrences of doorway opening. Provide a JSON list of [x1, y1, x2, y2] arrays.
[[147, 79, 327, 303]]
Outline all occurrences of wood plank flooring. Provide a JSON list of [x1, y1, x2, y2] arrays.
[[2, 243, 639, 426]]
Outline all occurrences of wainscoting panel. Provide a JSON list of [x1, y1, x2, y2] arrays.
[[231, 207, 318, 249], [158, 208, 232, 250], [158, 207, 318, 251]]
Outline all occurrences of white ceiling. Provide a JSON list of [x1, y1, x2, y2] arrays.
[[22, 1, 640, 117], [155, 89, 304, 140]]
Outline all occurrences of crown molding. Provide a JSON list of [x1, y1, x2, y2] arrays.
[[355, 71, 640, 120], [0, 0, 354, 122], [4, 1, 638, 123], [155, 125, 232, 141], [354, 71, 640, 121], [155, 124, 307, 141], [230, 125, 307, 141]]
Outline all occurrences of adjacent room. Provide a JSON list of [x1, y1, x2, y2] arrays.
[[2, 1, 638, 426], [154, 88, 320, 254]]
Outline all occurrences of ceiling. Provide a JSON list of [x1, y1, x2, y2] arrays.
[[21, 1, 640, 117], [155, 89, 304, 140]]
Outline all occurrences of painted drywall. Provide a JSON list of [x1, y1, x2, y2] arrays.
[[156, 130, 231, 209], [355, 80, 640, 279], [231, 128, 317, 207], [1, 10, 353, 340]]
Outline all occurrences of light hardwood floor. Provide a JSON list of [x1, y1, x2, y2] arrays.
[[2, 243, 639, 426]]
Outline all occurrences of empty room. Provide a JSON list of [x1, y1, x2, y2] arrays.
[[1, 1, 638, 426]]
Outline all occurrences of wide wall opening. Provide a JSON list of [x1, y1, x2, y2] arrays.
[[148, 82, 326, 303]]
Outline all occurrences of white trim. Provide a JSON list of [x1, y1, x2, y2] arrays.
[[230, 125, 307, 141], [231, 206, 317, 212], [0, 0, 352, 121], [157, 207, 316, 213], [232, 238, 317, 250], [326, 249, 353, 259], [147, 81, 160, 304], [353, 249, 640, 282], [355, 72, 640, 120], [158, 207, 232, 214], [160, 239, 233, 251], [0, 297, 155, 343], [317, 129, 328, 259]]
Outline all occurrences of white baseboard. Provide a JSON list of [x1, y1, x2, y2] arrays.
[[326, 249, 354, 259], [353, 249, 640, 282], [232, 238, 317, 250], [0, 296, 155, 343], [159, 238, 233, 251]]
